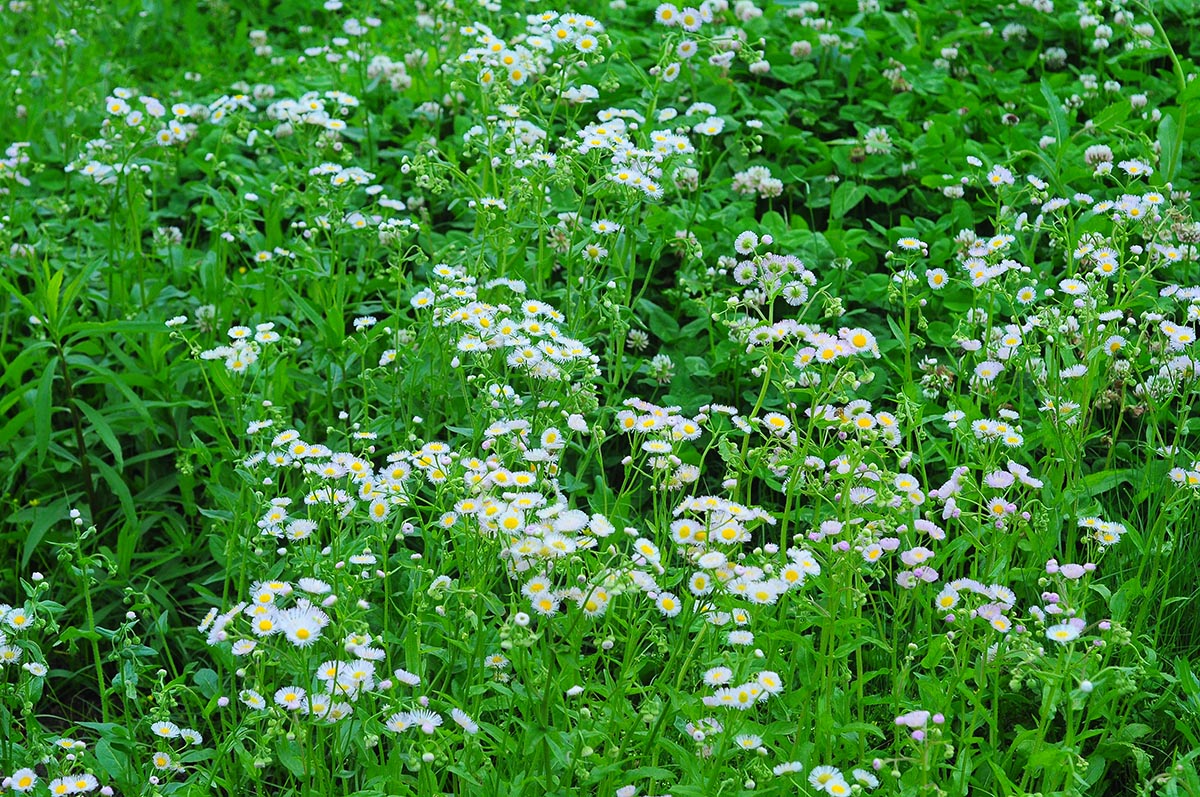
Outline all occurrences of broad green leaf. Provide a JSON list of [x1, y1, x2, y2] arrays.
[[193, 668, 220, 699], [831, 180, 869, 220], [1091, 100, 1132, 132], [635, 298, 681, 342], [275, 739, 307, 777]]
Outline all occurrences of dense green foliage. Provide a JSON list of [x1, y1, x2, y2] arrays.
[[2, 0, 1199, 795]]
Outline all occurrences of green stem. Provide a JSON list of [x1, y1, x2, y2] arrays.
[[76, 539, 110, 724]]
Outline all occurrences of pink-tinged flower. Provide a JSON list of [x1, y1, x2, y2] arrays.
[[900, 547, 934, 566], [984, 470, 1015, 489], [895, 709, 930, 728], [1059, 563, 1088, 579], [914, 519, 946, 540]]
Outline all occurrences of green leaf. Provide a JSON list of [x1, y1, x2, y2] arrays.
[[112, 659, 139, 699], [34, 358, 58, 465], [1064, 468, 1132, 503], [1179, 74, 1200, 104], [84, 723, 136, 787], [0, 270, 40, 319], [759, 210, 788, 240], [91, 458, 139, 570], [1040, 78, 1070, 173], [836, 721, 887, 741], [1116, 723, 1153, 743], [20, 496, 77, 568], [831, 180, 868, 220], [1, 339, 55, 391], [0, 407, 35, 450], [635, 298, 681, 342], [1109, 578, 1142, 621], [683, 356, 712, 378], [43, 267, 65, 328], [65, 319, 170, 339], [193, 668, 220, 699], [73, 360, 153, 423], [621, 767, 675, 780], [275, 739, 307, 777], [921, 635, 948, 669], [72, 398, 125, 469], [1175, 657, 1200, 707], [94, 738, 132, 783], [1091, 100, 1132, 132], [1157, 110, 1182, 184], [58, 258, 106, 322]]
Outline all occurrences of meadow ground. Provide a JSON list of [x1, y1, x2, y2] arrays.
[[1, 1, 1199, 795]]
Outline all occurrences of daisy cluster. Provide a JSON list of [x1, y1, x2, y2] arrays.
[[457, 11, 608, 90], [0, 582, 112, 797], [201, 577, 480, 738], [412, 265, 599, 384]]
